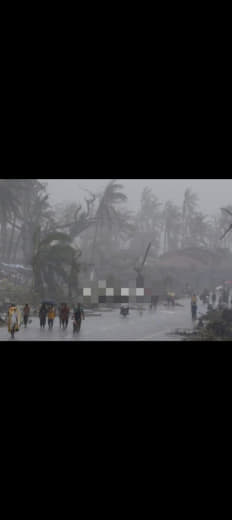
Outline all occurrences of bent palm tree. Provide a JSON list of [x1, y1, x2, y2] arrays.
[[91, 180, 128, 268], [31, 228, 81, 299]]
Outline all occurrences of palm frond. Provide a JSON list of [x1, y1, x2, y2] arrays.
[[221, 208, 232, 217], [220, 224, 232, 240]]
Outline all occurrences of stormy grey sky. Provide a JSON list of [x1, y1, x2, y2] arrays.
[[43, 179, 232, 216]]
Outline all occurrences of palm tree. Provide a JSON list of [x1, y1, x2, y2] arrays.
[[188, 212, 210, 248], [139, 187, 162, 232], [162, 201, 181, 252], [5, 180, 55, 265], [181, 188, 199, 248], [31, 228, 81, 299], [90, 180, 128, 268], [19, 180, 55, 265], [132, 187, 162, 260], [0, 179, 24, 261]]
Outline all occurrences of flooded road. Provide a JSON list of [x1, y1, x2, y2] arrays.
[[0, 298, 207, 341]]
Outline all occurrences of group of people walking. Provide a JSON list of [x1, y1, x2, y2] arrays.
[[39, 303, 69, 329], [39, 304, 57, 329], [191, 284, 232, 322], [39, 302, 84, 332], [7, 301, 85, 338]]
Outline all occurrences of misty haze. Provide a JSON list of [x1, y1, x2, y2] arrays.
[[1, 178, 232, 341]]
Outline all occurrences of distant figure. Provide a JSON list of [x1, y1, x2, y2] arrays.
[[167, 292, 175, 307], [64, 303, 70, 328], [191, 293, 197, 320], [150, 295, 159, 309], [72, 303, 85, 333], [198, 317, 204, 328], [200, 289, 209, 305], [59, 303, 64, 328], [23, 304, 30, 328], [120, 303, 129, 316]]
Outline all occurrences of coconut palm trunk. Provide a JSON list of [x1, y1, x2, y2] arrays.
[[12, 231, 22, 263], [90, 218, 100, 274], [1, 219, 7, 262], [6, 214, 17, 262]]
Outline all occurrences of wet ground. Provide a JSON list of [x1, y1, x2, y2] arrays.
[[0, 298, 207, 341]]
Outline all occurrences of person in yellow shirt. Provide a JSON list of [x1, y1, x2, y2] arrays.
[[167, 292, 175, 307], [48, 306, 56, 329], [191, 294, 197, 305]]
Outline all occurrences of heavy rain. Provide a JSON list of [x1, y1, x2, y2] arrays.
[[0, 178, 232, 342]]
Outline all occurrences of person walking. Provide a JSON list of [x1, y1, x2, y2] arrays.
[[58, 303, 63, 328], [63, 303, 70, 329], [191, 293, 197, 320], [8, 304, 19, 338], [48, 306, 56, 329], [23, 304, 30, 328], [72, 303, 85, 333], [39, 304, 47, 328]]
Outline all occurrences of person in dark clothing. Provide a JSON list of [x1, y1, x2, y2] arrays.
[[150, 295, 159, 309], [191, 294, 197, 320], [60, 303, 70, 329], [23, 304, 30, 327], [39, 304, 47, 328], [73, 303, 85, 333], [63, 303, 70, 328]]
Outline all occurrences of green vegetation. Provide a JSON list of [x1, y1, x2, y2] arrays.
[[177, 308, 232, 341]]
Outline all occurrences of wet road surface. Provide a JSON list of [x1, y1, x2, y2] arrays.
[[0, 298, 207, 341]]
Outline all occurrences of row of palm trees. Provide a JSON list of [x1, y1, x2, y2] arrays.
[[0, 179, 134, 298], [0, 179, 54, 264], [61, 183, 232, 283], [0, 179, 80, 299], [135, 187, 232, 255], [1, 179, 231, 299]]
